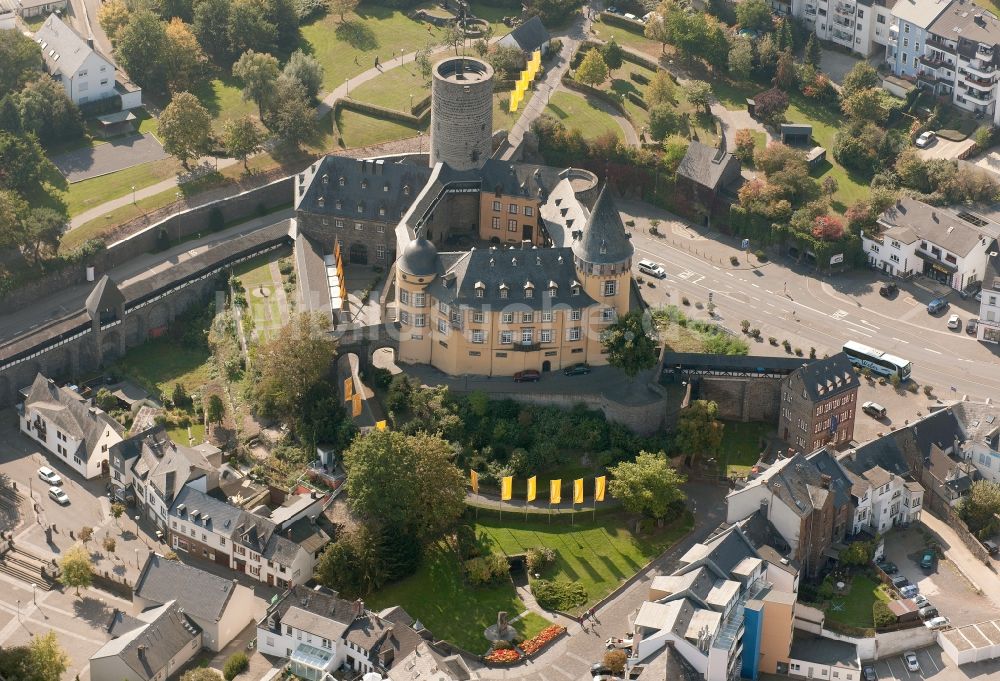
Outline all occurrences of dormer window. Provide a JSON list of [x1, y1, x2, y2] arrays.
[[335, 200, 343, 210], [571, 285, 580, 296], [338, 176, 345, 186], [357, 203, 364, 213], [404, 185, 411, 196], [499, 284, 509, 299], [379, 206, 386, 217], [384, 183, 389, 192], [317, 197, 325, 207], [361, 179, 368, 189], [322, 173, 328, 184]]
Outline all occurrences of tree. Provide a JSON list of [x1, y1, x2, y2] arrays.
[[103, 535, 117, 554], [728, 37, 753, 81], [265, 76, 317, 148], [441, 23, 466, 56], [0, 131, 52, 192], [158, 91, 212, 169], [327, 0, 358, 21], [812, 214, 845, 241], [608, 451, 687, 520], [164, 18, 208, 92], [774, 49, 797, 90], [753, 87, 788, 126], [171, 382, 191, 409], [283, 50, 324, 100], [0, 190, 28, 252], [233, 50, 280, 117], [21, 207, 66, 264], [644, 9, 672, 54], [673, 400, 724, 464], [206, 394, 225, 425], [228, 0, 278, 57], [805, 33, 822, 68], [840, 539, 875, 567], [959, 480, 1000, 538], [600, 309, 658, 378], [575, 48, 609, 87], [754, 34, 777, 81], [735, 0, 772, 32], [16, 76, 84, 144], [604, 650, 628, 676], [702, 17, 731, 72], [645, 69, 675, 108], [314, 524, 388, 597], [79, 526, 94, 545], [182, 669, 224, 681], [111, 502, 126, 527], [683, 80, 712, 116], [0, 95, 21, 134], [115, 11, 169, 93], [0, 631, 70, 681], [58, 545, 93, 596], [734, 128, 756, 164], [821, 175, 839, 198], [98, 0, 131, 42], [600, 38, 624, 75], [222, 115, 264, 171], [0, 29, 43, 93], [648, 104, 683, 141], [344, 430, 466, 543], [488, 44, 525, 81], [842, 61, 880, 97], [193, 0, 231, 62], [252, 312, 336, 422]]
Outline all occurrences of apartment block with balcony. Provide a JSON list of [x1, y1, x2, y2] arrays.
[[794, 0, 894, 56], [977, 276, 1000, 343], [924, 5, 1000, 120], [865, 197, 998, 290], [887, 0, 951, 78]]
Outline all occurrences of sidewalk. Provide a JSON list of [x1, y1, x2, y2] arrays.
[[921, 512, 1000, 611]]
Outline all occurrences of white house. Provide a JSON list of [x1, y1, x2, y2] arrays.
[[21, 373, 123, 480], [977, 276, 1000, 343], [90, 601, 202, 681], [133, 553, 256, 652], [15, 0, 66, 18], [787, 633, 860, 681], [792, 0, 894, 56], [864, 197, 997, 291], [846, 465, 923, 534], [33, 14, 140, 108]]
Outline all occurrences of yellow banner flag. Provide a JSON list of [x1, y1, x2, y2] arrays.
[[527, 476, 537, 502], [550, 479, 561, 504], [574, 478, 584, 504], [595, 476, 606, 502], [344, 377, 354, 401], [470, 470, 479, 494], [509, 95, 519, 113], [501, 476, 513, 501], [375, 420, 387, 431], [351, 394, 362, 417]]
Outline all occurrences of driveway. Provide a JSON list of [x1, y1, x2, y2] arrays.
[[819, 47, 862, 85], [53, 133, 168, 183], [917, 137, 975, 161]]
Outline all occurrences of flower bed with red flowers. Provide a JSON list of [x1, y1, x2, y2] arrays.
[[484, 648, 521, 664], [520, 625, 567, 657]]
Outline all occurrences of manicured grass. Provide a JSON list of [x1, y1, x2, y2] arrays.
[[115, 335, 214, 397], [513, 611, 552, 639], [192, 75, 259, 133], [591, 19, 663, 59], [336, 109, 426, 148], [368, 541, 528, 653], [544, 90, 622, 140], [606, 61, 656, 131], [167, 423, 207, 446], [232, 253, 288, 342], [719, 420, 772, 477], [477, 514, 691, 614], [493, 88, 535, 132], [63, 158, 181, 216], [821, 574, 889, 630], [349, 65, 428, 111]]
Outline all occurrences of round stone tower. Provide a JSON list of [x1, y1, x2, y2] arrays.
[[430, 56, 494, 171]]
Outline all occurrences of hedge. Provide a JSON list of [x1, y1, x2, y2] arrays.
[[599, 11, 645, 31], [621, 49, 659, 72], [627, 91, 647, 110], [560, 73, 628, 116], [629, 71, 650, 85], [338, 98, 430, 126]]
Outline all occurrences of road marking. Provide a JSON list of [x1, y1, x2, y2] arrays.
[[921, 651, 939, 673], [750, 296, 760, 302], [751, 283, 760, 288], [725, 271, 734, 277], [766, 302, 775, 307], [924, 348, 943, 355], [859, 319, 881, 329], [892, 337, 909, 344], [831, 309, 849, 320]]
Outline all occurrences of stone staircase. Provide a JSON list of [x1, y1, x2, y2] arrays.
[[0, 545, 55, 591]]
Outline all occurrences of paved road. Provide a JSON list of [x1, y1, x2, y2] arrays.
[[54, 133, 168, 183]]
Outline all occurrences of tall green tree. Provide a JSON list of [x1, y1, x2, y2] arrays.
[[959, 480, 1000, 539], [314, 524, 387, 597], [206, 394, 225, 425], [58, 545, 94, 596], [600, 309, 659, 378], [228, 0, 278, 57], [283, 50, 324, 100], [805, 33, 822, 68], [0, 631, 69, 681], [222, 115, 264, 170], [232, 49, 280, 117], [16, 76, 84, 144], [0, 131, 53, 192], [608, 451, 687, 521], [22, 207, 66, 264], [0, 190, 28, 252], [842, 61, 880, 97], [728, 37, 753, 80], [158, 91, 212, 169], [683, 80, 713, 116], [192, 0, 231, 62], [674, 400, 724, 464], [0, 29, 43, 93], [265, 77, 316, 148], [0, 95, 21, 133], [575, 48, 609, 86], [114, 11, 169, 93], [735, 0, 772, 32], [774, 49, 797, 90], [645, 69, 676, 108], [600, 38, 624, 75], [344, 430, 466, 543]]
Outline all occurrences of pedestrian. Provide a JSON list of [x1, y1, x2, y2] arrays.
[[354, 56, 359, 65]]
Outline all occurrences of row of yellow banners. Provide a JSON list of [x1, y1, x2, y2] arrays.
[[509, 50, 543, 113], [470, 471, 606, 505]]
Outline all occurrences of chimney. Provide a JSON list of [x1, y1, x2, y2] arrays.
[[137, 645, 147, 660], [354, 598, 364, 617], [821, 474, 832, 489], [287, 528, 293, 538]]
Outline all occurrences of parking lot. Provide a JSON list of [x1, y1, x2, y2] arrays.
[[870, 645, 1000, 681]]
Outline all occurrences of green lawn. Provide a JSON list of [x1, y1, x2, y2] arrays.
[[591, 19, 662, 59], [63, 158, 181, 217], [821, 574, 890, 630], [605, 61, 657, 131], [545, 90, 622, 140], [349, 65, 428, 111], [719, 421, 772, 477], [232, 253, 288, 342], [336, 108, 426, 148], [114, 336, 215, 398], [168, 423, 207, 446], [493, 88, 535, 132], [513, 612, 552, 639]]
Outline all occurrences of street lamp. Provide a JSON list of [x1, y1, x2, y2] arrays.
[[135, 547, 139, 568], [410, 93, 414, 110], [131, 184, 136, 204], [31, 583, 36, 606], [418, 131, 424, 154], [345, 77, 350, 96], [134, 515, 140, 539], [16, 599, 20, 621], [400, 48, 404, 64]]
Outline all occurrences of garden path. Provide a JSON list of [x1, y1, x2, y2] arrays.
[[267, 260, 291, 326]]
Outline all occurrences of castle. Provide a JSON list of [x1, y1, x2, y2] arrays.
[[296, 55, 636, 377]]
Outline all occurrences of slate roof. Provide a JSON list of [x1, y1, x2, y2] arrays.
[[788, 352, 858, 402], [570, 185, 634, 265], [839, 433, 911, 479], [790, 632, 859, 668], [345, 613, 427, 668], [877, 198, 995, 257], [107, 610, 145, 637], [426, 246, 598, 311], [953, 402, 1000, 449], [929, 4, 1000, 46], [34, 15, 113, 82], [297, 156, 432, 224], [743, 450, 852, 519], [262, 584, 358, 635], [398, 238, 439, 277], [684, 524, 760, 578], [24, 373, 123, 454], [736, 507, 792, 554], [85, 275, 124, 321], [91, 601, 201, 681], [134, 554, 239, 624], [677, 141, 741, 191], [388, 642, 477, 681], [502, 15, 550, 53], [479, 159, 563, 200]]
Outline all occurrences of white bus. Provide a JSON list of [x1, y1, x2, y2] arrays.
[[842, 341, 912, 381]]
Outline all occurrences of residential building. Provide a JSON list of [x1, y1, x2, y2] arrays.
[[387, 642, 480, 681], [394, 185, 632, 376], [794, 0, 895, 56], [747, 589, 796, 678], [34, 15, 118, 106], [20, 373, 124, 479], [257, 585, 430, 680], [133, 553, 256, 651], [15, 0, 65, 17], [168, 484, 329, 587], [785, 633, 860, 681], [778, 352, 859, 451], [726, 449, 855, 577], [865, 198, 997, 290], [675, 141, 743, 224], [887, 0, 952, 79], [497, 15, 550, 55], [90, 601, 202, 681], [977, 276, 1000, 343], [844, 465, 924, 534]]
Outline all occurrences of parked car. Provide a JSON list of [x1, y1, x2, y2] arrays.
[[862, 665, 877, 681], [947, 313, 962, 330], [915, 131, 936, 148], [877, 561, 898, 575], [891, 574, 910, 587], [38, 467, 62, 486], [904, 652, 920, 672], [638, 259, 667, 279], [862, 401, 887, 419], [563, 363, 591, 376], [606, 637, 634, 650], [592, 663, 612, 680], [927, 298, 949, 314], [623, 12, 637, 20], [985, 539, 999, 555], [48, 486, 69, 506], [914, 594, 930, 608], [967, 318, 979, 335], [925, 616, 950, 630], [976, 290, 983, 302], [900, 584, 919, 599], [919, 606, 939, 619], [920, 549, 935, 570], [879, 282, 898, 298], [513, 370, 541, 383]]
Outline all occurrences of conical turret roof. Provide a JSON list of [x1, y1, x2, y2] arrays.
[[571, 184, 633, 265]]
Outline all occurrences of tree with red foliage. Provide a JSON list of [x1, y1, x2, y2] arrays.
[[753, 87, 789, 127], [812, 214, 845, 241]]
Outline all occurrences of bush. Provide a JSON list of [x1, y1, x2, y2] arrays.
[[923, 384, 934, 397], [769, 336, 778, 345], [223, 652, 249, 681], [455, 524, 481, 560], [730, 255, 740, 266], [906, 381, 919, 393], [681, 297, 690, 305], [465, 553, 510, 586], [782, 340, 792, 352], [740, 319, 751, 333], [629, 71, 649, 85], [873, 600, 896, 628], [809, 347, 816, 359], [750, 328, 760, 339], [526, 546, 556, 573], [532, 579, 588, 611], [794, 347, 803, 356], [754, 249, 767, 262]]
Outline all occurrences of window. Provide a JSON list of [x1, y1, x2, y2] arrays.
[[522, 312, 533, 323], [521, 329, 533, 344], [414, 314, 426, 327], [857, 9, 863, 17], [508, 219, 518, 232], [571, 286, 580, 296], [472, 330, 485, 343], [601, 308, 616, 321], [525, 288, 533, 299], [439, 301, 449, 314], [904, 23, 910, 32], [567, 327, 582, 341], [379, 207, 386, 217], [524, 206, 534, 216], [79, 69, 88, 77], [376, 245, 386, 260], [476, 288, 484, 298], [377, 224, 385, 233], [357, 204, 364, 213], [220, 537, 225, 546], [603, 281, 617, 296], [500, 331, 513, 344], [502, 312, 515, 323], [438, 319, 449, 334], [413, 293, 426, 307], [509, 204, 518, 214], [399, 310, 410, 324], [877, 13, 885, 22], [493, 201, 501, 211], [570, 310, 582, 321], [500, 288, 508, 299], [336, 218, 344, 228], [473, 311, 485, 323], [355, 222, 363, 230], [491, 217, 500, 230], [903, 38, 909, 48], [100, 78, 108, 86], [542, 311, 553, 322], [540, 329, 553, 343], [399, 290, 410, 305]]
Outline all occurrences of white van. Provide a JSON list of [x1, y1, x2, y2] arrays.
[[638, 259, 666, 279]]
